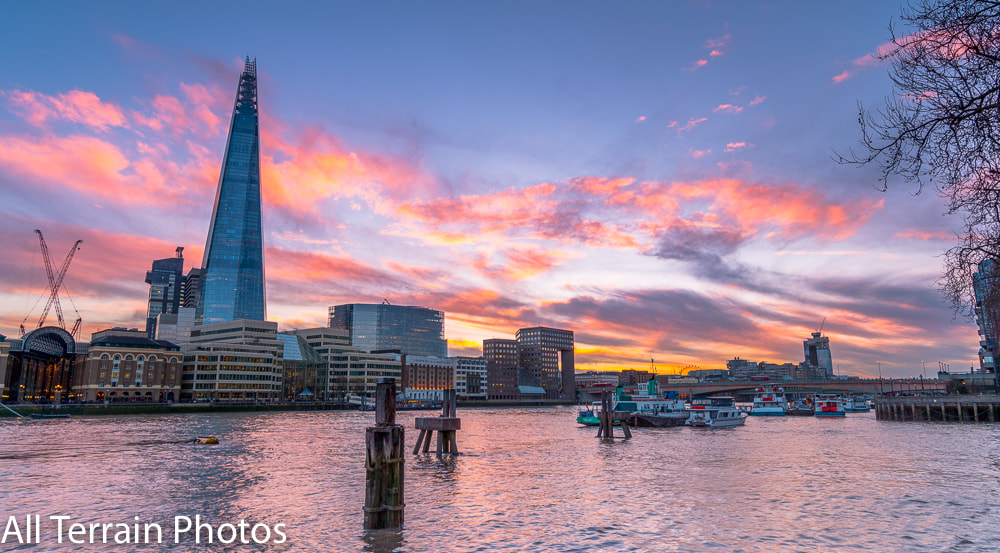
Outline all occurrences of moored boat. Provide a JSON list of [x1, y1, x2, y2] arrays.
[[786, 398, 814, 416], [750, 386, 787, 416], [843, 396, 870, 412], [813, 394, 846, 417], [577, 381, 687, 426], [686, 397, 746, 428]]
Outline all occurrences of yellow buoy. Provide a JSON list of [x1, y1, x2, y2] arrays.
[[194, 436, 219, 445]]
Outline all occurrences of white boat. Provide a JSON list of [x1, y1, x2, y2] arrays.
[[814, 394, 846, 417], [750, 386, 787, 416], [843, 396, 870, 412], [686, 397, 746, 428]]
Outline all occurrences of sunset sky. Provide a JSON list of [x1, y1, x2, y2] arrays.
[[0, 1, 979, 377]]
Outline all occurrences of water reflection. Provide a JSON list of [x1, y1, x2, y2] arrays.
[[362, 528, 404, 553], [2, 408, 1000, 551]]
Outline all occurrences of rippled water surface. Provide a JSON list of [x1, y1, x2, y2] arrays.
[[2, 407, 999, 552]]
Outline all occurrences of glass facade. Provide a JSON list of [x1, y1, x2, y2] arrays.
[[329, 303, 446, 357], [145, 251, 184, 338], [199, 57, 266, 324]]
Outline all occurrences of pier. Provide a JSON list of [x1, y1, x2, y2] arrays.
[[875, 394, 1000, 423]]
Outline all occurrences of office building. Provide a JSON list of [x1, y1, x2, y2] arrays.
[[182, 268, 202, 310], [144, 248, 184, 338], [293, 327, 402, 402], [974, 259, 999, 372], [155, 307, 196, 345], [329, 303, 446, 357], [516, 326, 575, 400], [455, 356, 487, 400], [199, 58, 266, 324], [484, 338, 519, 400], [803, 332, 833, 377], [277, 333, 327, 401], [181, 320, 282, 402]]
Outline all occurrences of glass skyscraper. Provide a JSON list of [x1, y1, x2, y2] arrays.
[[199, 57, 266, 324], [329, 303, 446, 357]]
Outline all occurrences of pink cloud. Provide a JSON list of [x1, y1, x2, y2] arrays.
[[635, 115, 646, 122], [690, 149, 711, 159], [749, 95, 766, 106], [672, 117, 708, 134], [713, 103, 743, 114], [833, 71, 851, 83], [705, 34, 731, 49], [724, 141, 749, 152], [4, 89, 128, 131]]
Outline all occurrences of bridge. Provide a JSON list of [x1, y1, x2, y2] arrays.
[[579, 378, 947, 401]]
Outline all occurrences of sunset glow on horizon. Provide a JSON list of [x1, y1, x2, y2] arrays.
[[0, 1, 980, 378]]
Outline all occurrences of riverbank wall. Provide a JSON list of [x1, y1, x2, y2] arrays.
[[875, 394, 1000, 423]]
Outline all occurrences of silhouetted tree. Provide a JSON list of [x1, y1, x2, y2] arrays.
[[838, 0, 1000, 318]]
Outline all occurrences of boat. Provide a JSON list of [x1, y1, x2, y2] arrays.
[[577, 381, 688, 427], [576, 404, 604, 426], [786, 398, 814, 416], [686, 397, 746, 428], [749, 386, 787, 416], [843, 396, 871, 412], [813, 394, 846, 417]]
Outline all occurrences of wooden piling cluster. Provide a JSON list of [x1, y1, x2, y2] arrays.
[[875, 394, 1000, 423], [364, 378, 405, 529], [413, 388, 461, 457], [596, 390, 632, 439]]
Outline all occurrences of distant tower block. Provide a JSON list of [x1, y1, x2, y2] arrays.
[[413, 389, 461, 457]]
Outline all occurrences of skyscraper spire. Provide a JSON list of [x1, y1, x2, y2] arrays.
[[198, 57, 266, 324]]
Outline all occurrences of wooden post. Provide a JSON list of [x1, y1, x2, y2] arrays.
[[364, 378, 404, 530], [974, 403, 980, 423], [990, 402, 996, 423], [926, 402, 931, 422], [414, 388, 461, 456]]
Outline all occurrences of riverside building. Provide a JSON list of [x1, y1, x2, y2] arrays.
[[484, 326, 576, 400], [484, 338, 519, 400], [292, 327, 402, 402], [73, 328, 182, 403], [181, 320, 283, 403]]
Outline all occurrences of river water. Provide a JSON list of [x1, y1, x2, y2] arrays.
[[1, 407, 998, 552]]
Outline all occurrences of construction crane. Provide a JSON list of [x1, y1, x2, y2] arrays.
[[817, 317, 826, 334], [31, 229, 83, 333]]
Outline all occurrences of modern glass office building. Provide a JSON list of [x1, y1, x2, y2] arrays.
[[329, 303, 446, 357], [199, 57, 266, 324], [145, 248, 184, 338]]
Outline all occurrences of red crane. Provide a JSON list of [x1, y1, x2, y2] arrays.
[[31, 229, 83, 334]]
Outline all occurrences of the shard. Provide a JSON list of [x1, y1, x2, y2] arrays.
[[198, 57, 266, 324]]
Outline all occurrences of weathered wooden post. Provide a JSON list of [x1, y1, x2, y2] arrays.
[[596, 389, 630, 439], [364, 377, 404, 529], [413, 388, 461, 457]]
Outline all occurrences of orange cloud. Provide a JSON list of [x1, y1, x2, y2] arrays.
[[893, 228, 952, 241]]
